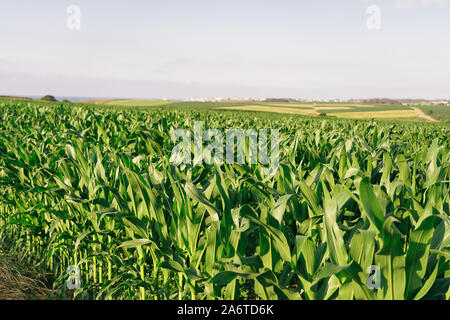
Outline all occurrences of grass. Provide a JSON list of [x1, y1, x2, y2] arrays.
[[414, 105, 450, 123]]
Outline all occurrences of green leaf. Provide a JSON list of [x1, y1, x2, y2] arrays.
[[376, 217, 406, 300], [349, 230, 376, 272], [323, 191, 348, 266], [359, 177, 385, 232], [118, 239, 155, 249], [272, 194, 295, 226], [240, 205, 291, 262], [405, 215, 437, 299], [413, 261, 440, 300], [210, 271, 238, 285]]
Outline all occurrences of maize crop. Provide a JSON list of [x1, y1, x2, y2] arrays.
[[0, 101, 449, 300]]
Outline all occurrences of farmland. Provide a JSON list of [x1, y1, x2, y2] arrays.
[[217, 102, 446, 122], [105, 100, 176, 107], [0, 99, 449, 300], [414, 105, 450, 122], [86, 99, 450, 122]]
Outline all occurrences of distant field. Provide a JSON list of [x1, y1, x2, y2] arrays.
[[105, 100, 175, 107], [216, 103, 433, 121], [75, 99, 450, 123], [260, 103, 315, 108], [328, 110, 420, 119], [315, 106, 352, 111], [414, 105, 450, 122], [312, 105, 410, 113], [79, 99, 117, 104], [218, 105, 318, 115]]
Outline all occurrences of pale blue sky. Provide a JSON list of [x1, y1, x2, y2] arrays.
[[1, 0, 449, 99]]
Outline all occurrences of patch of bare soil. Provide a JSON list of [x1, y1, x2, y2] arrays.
[[0, 253, 52, 300]]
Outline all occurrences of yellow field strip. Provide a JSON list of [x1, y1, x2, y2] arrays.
[[264, 103, 314, 108], [328, 110, 419, 119], [218, 104, 434, 121], [218, 105, 318, 115], [314, 104, 375, 107]]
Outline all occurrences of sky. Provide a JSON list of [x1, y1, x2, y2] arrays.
[[0, 0, 449, 100]]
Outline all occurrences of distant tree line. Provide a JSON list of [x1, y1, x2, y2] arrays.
[[41, 95, 57, 101]]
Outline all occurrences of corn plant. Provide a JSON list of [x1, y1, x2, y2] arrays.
[[0, 100, 448, 300]]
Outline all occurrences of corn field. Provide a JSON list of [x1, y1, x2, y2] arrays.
[[0, 101, 449, 300]]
